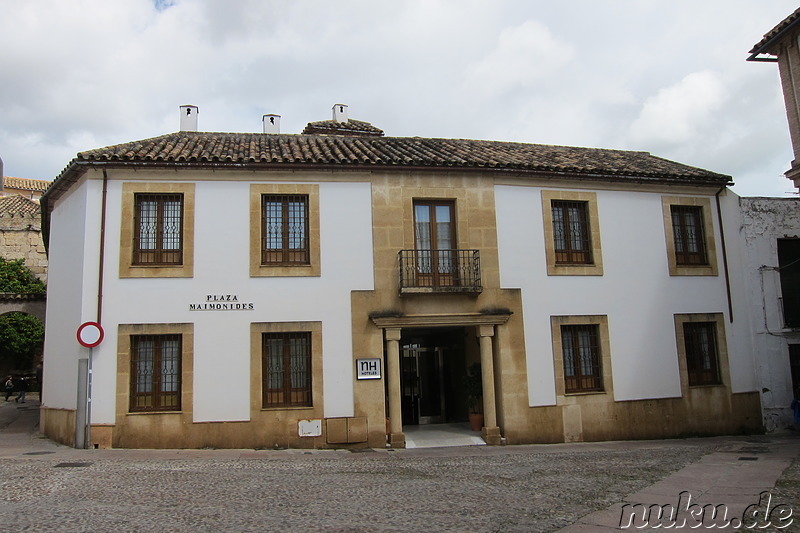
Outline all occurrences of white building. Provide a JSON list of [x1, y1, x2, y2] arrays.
[[39, 106, 763, 449], [738, 197, 800, 431]]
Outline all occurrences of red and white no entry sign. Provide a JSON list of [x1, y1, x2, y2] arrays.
[[77, 322, 104, 348]]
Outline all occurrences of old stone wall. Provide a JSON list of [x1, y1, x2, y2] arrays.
[[0, 211, 47, 283]]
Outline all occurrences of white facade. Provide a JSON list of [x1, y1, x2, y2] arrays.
[[44, 171, 374, 429], [739, 196, 800, 431]]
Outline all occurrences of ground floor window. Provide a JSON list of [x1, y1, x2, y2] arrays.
[[262, 331, 312, 408], [683, 322, 720, 386], [130, 334, 182, 412], [561, 324, 603, 393]]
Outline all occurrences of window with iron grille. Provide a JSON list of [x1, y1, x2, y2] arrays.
[[261, 195, 309, 265], [671, 205, 708, 266], [133, 193, 184, 265], [683, 322, 720, 386], [561, 324, 603, 393], [130, 334, 181, 412], [778, 239, 800, 327], [551, 200, 592, 264], [262, 332, 312, 408]]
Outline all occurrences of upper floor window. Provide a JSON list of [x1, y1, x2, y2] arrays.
[[778, 238, 800, 328], [561, 324, 603, 393], [670, 205, 707, 266], [682, 322, 720, 386], [133, 193, 183, 265], [661, 197, 717, 277], [261, 194, 309, 265], [541, 190, 603, 276], [130, 334, 182, 412], [552, 200, 592, 265]]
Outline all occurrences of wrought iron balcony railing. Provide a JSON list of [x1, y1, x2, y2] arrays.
[[398, 249, 482, 294]]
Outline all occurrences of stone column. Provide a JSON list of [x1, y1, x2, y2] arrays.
[[477, 325, 502, 445], [385, 327, 405, 448]]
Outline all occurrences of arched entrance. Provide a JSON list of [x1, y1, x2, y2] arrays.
[[0, 293, 46, 324]]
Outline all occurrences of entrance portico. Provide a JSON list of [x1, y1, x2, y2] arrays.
[[371, 312, 511, 448]]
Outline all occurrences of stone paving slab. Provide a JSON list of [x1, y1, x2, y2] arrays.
[[1, 399, 798, 532]]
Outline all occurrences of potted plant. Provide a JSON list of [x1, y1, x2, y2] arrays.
[[465, 362, 484, 431]]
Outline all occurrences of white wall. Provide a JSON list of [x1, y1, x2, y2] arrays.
[[739, 196, 800, 430], [495, 185, 751, 407], [42, 175, 103, 409], [64, 176, 373, 425]]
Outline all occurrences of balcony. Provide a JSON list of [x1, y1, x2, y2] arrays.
[[398, 249, 482, 295]]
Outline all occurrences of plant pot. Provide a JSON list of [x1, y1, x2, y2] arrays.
[[468, 412, 484, 432]]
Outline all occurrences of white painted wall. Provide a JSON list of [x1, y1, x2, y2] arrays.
[[42, 175, 103, 410], [495, 185, 754, 407], [48, 174, 374, 426], [739, 196, 800, 430]]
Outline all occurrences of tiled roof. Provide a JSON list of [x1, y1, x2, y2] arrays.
[[0, 195, 40, 217], [302, 119, 385, 137], [58, 131, 729, 185], [2, 176, 51, 192], [749, 7, 800, 59]]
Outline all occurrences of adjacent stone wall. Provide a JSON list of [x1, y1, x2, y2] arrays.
[[0, 203, 48, 283]]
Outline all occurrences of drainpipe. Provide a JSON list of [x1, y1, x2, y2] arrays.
[[97, 169, 108, 324], [715, 187, 733, 323]]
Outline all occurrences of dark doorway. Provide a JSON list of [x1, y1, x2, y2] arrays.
[[398, 327, 470, 426]]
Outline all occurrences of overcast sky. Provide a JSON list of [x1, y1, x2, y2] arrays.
[[1, 0, 798, 196]]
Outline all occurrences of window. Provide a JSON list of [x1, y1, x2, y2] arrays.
[[552, 200, 592, 264], [778, 239, 800, 328], [561, 324, 603, 393], [249, 184, 320, 277], [670, 205, 707, 266], [661, 197, 717, 276], [120, 183, 194, 278], [674, 313, 728, 390], [130, 334, 182, 412], [551, 315, 612, 397], [682, 322, 720, 386], [413, 200, 457, 287], [262, 332, 312, 408], [261, 194, 309, 265], [133, 193, 183, 265], [541, 191, 603, 276]]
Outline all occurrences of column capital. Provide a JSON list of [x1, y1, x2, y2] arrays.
[[385, 327, 402, 342], [476, 324, 495, 338]]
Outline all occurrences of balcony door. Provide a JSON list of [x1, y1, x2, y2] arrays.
[[414, 201, 457, 287]]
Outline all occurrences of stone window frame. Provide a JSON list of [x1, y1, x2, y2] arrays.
[[250, 184, 320, 277], [117, 323, 194, 417], [661, 196, 718, 277], [550, 315, 613, 400], [673, 313, 730, 392], [250, 321, 323, 413], [120, 182, 195, 278], [541, 190, 603, 276]]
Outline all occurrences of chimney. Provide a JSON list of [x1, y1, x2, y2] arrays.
[[332, 104, 348, 123], [179, 105, 199, 131], [262, 114, 281, 134]]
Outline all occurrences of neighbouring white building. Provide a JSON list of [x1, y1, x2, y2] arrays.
[[738, 197, 800, 431], [39, 105, 764, 449]]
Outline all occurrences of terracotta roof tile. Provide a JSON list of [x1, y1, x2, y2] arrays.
[[749, 7, 800, 58], [0, 195, 41, 217], [2, 176, 51, 192], [302, 118, 385, 137]]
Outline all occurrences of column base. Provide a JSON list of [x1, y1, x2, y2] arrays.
[[388, 432, 406, 449], [481, 426, 502, 446]]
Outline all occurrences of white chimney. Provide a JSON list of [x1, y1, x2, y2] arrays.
[[332, 104, 348, 123], [262, 114, 281, 134], [179, 105, 199, 131]]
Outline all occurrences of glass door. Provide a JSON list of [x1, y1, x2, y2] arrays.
[[414, 201, 457, 287]]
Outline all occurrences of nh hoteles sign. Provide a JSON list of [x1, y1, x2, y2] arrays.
[[189, 294, 254, 311]]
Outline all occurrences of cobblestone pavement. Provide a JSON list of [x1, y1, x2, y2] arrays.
[[0, 398, 797, 532]]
